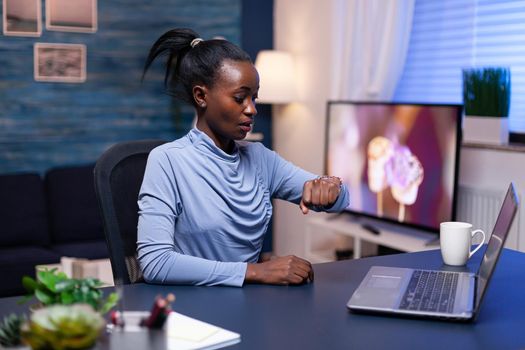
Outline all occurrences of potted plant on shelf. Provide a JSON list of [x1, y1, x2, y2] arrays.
[[462, 67, 511, 144]]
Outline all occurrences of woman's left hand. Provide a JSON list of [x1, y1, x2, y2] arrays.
[[299, 176, 342, 214]]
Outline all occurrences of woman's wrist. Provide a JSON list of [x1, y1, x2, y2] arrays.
[[245, 263, 260, 283]]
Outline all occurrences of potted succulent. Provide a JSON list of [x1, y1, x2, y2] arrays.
[[21, 268, 118, 314], [20, 304, 105, 350], [0, 314, 29, 350], [462, 67, 511, 144]]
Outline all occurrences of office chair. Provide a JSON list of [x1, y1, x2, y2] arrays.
[[94, 139, 166, 284]]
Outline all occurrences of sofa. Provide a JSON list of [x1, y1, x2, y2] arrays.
[[0, 164, 109, 297]]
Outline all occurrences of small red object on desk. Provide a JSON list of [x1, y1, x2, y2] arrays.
[[141, 293, 176, 329], [110, 310, 125, 328]]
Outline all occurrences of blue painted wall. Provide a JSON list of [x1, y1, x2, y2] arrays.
[[0, 0, 241, 174]]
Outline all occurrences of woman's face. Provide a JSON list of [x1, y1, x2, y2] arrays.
[[195, 59, 259, 152]]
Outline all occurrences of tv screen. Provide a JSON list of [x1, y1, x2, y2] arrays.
[[325, 101, 462, 232]]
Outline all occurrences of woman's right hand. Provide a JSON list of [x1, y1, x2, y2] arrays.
[[245, 255, 314, 285]]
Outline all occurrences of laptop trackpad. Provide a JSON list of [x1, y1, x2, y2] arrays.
[[367, 275, 402, 289], [348, 266, 412, 310]]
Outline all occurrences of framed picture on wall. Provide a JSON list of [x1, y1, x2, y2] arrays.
[[34, 43, 87, 83], [46, 0, 97, 33], [2, 0, 42, 37]]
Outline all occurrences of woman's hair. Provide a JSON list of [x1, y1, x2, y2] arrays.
[[142, 28, 252, 105]]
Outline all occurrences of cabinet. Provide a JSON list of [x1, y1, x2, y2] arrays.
[[305, 214, 438, 263]]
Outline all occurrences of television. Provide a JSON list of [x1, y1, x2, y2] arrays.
[[325, 101, 462, 233]]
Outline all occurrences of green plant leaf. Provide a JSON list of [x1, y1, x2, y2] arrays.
[[56, 271, 68, 279], [87, 290, 100, 300], [79, 285, 90, 298], [36, 268, 51, 281], [463, 67, 511, 117], [100, 292, 119, 314], [0, 313, 25, 347], [37, 269, 69, 293], [35, 288, 55, 305], [0, 323, 21, 347], [37, 270, 57, 292], [72, 289, 83, 303], [0, 327, 8, 341], [60, 291, 75, 305], [83, 278, 103, 288], [22, 276, 38, 293], [93, 289, 102, 298], [55, 280, 76, 293]]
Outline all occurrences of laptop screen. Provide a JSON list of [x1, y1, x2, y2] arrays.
[[475, 183, 519, 309]]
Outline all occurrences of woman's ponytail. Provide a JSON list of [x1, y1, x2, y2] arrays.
[[142, 27, 251, 106], [141, 28, 197, 87]]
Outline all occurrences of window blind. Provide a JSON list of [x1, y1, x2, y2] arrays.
[[394, 0, 525, 133]]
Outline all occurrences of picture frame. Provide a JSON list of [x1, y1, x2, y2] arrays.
[[34, 43, 87, 83], [2, 0, 42, 37], [45, 0, 97, 33]]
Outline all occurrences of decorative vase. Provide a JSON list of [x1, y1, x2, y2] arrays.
[[463, 115, 509, 145]]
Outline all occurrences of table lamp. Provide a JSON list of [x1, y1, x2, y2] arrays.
[[254, 50, 296, 104], [248, 50, 296, 142]]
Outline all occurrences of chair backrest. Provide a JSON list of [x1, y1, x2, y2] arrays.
[[94, 139, 166, 284]]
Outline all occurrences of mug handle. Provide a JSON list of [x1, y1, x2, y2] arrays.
[[468, 229, 486, 258]]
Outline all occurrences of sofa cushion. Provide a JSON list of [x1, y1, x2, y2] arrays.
[[45, 164, 105, 243], [51, 240, 109, 260], [0, 246, 61, 297], [0, 173, 50, 247]]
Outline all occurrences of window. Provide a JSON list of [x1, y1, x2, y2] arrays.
[[394, 0, 525, 133]]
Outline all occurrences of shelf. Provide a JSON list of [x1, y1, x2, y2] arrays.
[[305, 214, 439, 261]]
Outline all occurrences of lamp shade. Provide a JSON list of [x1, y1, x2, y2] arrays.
[[254, 50, 296, 104]]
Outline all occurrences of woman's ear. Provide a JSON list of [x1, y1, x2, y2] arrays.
[[193, 85, 207, 108]]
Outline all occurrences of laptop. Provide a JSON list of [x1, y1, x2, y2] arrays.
[[347, 183, 519, 321]]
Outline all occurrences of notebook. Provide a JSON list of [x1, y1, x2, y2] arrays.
[[347, 183, 518, 321], [166, 311, 241, 350]]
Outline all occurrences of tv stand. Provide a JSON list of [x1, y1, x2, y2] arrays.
[[305, 214, 438, 263]]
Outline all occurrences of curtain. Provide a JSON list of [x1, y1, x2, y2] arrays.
[[330, 0, 415, 101]]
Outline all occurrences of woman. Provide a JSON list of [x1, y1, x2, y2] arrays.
[[137, 28, 349, 287]]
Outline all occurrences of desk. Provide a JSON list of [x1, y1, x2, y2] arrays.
[[1, 249, 524, 350]]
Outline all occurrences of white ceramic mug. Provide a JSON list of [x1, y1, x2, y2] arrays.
[[440, 222, 486, 266]]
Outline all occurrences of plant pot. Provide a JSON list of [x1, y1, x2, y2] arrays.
[[463, 115, 508, 145]]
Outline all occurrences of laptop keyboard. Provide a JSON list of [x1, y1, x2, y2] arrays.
[[399, 270, 459, 313]]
